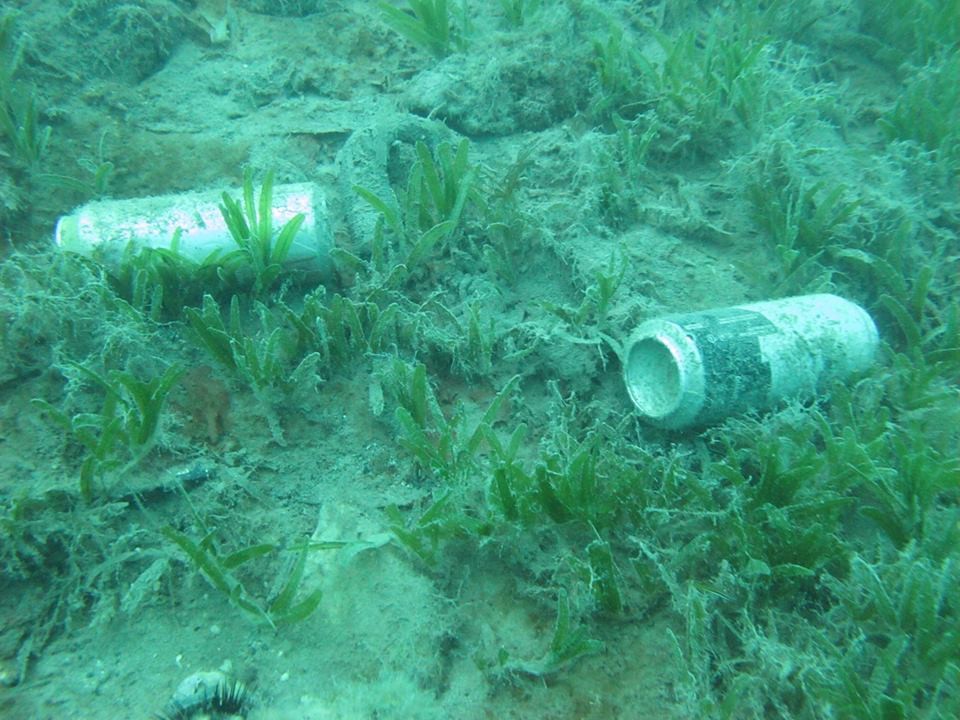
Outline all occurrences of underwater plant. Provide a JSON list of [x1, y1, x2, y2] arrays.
[[352, 138, 481, 288], [163, 527, 341, 628], [592, 17, 769, 157], [378, 0, 457, 58], [0, 13, 50, 169], [219, 167, 305, 297], [33, 362, 184, 502], [185, 293, 322, 394], [498, 589, 604, 678], [497, 0, 540, 28], [879, 50, 960, 178]]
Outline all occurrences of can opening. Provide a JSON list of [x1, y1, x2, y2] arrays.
[[625, 336, 682, 420]]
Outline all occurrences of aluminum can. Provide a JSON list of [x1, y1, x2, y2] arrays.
[[54, 182, 332, 275], [623, 294, 879, 430]]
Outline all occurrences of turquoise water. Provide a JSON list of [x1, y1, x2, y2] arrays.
[[0, 1, 958, 718]]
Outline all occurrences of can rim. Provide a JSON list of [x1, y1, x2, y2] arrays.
[[624, 321, 705, 429]]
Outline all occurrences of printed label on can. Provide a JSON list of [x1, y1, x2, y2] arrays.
[[679, 308, 777, 423]]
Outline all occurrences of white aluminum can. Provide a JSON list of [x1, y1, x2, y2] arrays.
[[54, 183, 332, 276], [623, 294, 879, 430]]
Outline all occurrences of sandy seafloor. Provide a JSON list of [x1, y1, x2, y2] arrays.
[[0, 1, 957, 719]]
